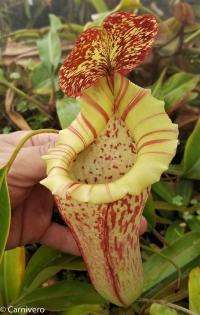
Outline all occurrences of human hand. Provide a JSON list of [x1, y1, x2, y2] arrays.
[[0, 131, 147, 254], [0, 131, 80, 255]]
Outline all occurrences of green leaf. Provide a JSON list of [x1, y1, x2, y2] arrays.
[[176, 179, 193, 206], [187, 217, 200, 232], [33, 77, 59, 95], [117, 0, 142, 10], [31, 63, 49, 85], [16, 280, 106, 311], [20, 246, 62, 291], [143, 197, 156, 231], [152, 181, 175, 204], [150, 303, 178, 315], [31, 63, 59, 95], [0, 247, 25, 305], [189, 267, 200, 314], [143, 232, 200, 294], [159, 72, 199, 112], [49, 14, 63, 32], [24, 256, 85, 292], [37, 29, 61, 74], [183, 119, 200, 180], [165, 222, 185, 244], [20, 245, 85, 292], [152, 67, 168, 98], [61, 304, 102, 315], [89, 0, 108, 13], [56, 98, 80, 129], [0, 168, 11, 265]]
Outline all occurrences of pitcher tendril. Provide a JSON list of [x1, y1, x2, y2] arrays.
[[41, 11, 178, 307]]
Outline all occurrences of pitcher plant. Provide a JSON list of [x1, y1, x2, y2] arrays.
[[41, 12, 178, 307]]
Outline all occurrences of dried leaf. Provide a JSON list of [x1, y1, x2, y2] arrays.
[[5, 88, 31, 130], [1, 39, 73, 67]]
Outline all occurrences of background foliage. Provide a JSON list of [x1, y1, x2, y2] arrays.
[[0, 0, 200, 314]]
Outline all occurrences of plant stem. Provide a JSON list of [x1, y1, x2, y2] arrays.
[[5, 129, 58, 172], [0, 80, 52, 118]]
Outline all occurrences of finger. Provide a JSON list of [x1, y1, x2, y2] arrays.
[[0, 131, 29, 147], [24, 133, 59, 147], [9, 146, 47, 183], [8, 137, 58, 183], [39, 222, 80, 256], [6, 185, 54, 245], [139, 216, 147, 235], [0, 131, 58, 148]]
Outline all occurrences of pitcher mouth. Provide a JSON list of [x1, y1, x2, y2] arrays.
[[43, 116, 137, 204], [41, 123, 177, 204], [41, 74, 178, 204]]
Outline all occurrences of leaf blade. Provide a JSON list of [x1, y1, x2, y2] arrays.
[[56, 98, 80, 129], [1, 247, 25, 304], [183, 119, 200, 179], [16, 280, 106, 311], [189, 267, 200, 314], [143, 231, 200, 294], [0, 168, 11, 265]]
